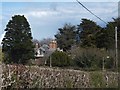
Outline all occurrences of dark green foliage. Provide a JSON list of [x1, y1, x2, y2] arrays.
[[113, 18, 120, 50], [55, 24, 76, 51], [77, 18, 120, 51], [103, 22, 115, 50], [95, 28, 110, 49], [48, 51, 72, 67], [2, 15, 34, 64], [108, 18, 120, 70], [96, 18, 120, 50], [78, 18, 102, 47]]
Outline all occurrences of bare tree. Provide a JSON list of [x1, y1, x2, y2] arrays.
[[39, 38, 53, 45]]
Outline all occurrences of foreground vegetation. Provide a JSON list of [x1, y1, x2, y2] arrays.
[[1, 64, 118, 89], [45, 47, 115, 71]]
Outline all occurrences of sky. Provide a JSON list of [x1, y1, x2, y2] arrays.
[[0, 0, 119, 45], [1, 0, 119, 2]]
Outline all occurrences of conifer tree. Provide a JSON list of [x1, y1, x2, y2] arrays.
[[55, 24, 76, 51], [2, 15, 34, 64]]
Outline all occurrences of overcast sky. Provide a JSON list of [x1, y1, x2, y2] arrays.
[[0, 1, 118, 45]]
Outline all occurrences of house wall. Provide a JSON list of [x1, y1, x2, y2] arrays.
[[49, 40, 57, 49]]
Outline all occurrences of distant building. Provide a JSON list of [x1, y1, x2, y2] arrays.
[[34, 39, 57, 65], [49, 40, 57, 50], [35, 43, 49, 58]]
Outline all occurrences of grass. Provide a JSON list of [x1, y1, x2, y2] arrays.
[[90, 71, 106, 88]]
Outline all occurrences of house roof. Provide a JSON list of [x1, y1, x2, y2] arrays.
[[39, 47, 45, 51]]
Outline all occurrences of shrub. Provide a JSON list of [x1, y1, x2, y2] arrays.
[[70, 47, 114, 70], [47, 51, 72, 67], [90, 71, 105, 87]]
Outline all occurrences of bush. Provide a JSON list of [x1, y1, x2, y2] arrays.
[[47, 51, 72, 67], [70, 47, 114, 70], [90, 72, 105, 87]]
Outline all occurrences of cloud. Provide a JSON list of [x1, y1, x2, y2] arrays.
[[1, 2, 118, 40], [24, 10, 60, 18]]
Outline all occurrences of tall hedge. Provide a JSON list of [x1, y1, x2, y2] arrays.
[[47, 51, 72, 67]]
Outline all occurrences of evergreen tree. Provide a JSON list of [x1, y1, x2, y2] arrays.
[[98, 18, 120, 50], [78, 18, 102, 47], [102, 22, 115, 50], [2, 15, 34, 64], [95, 28, 109, 49], [55, 24, 76, 51]]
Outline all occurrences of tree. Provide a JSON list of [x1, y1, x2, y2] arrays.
[[96, 18, 120, 50], [2, 15, 34, 64], [70, 47, 114, 70], [78, 18, 102, 47], [32, 39, 40, 45], [0, 47, 4, 63], [104, 21, 116, 50], [111, 18, 120, 50], [47, 51, 72, 67], [104, 18, 120, 69], [40, 38, 52, 45], [55, 24, 76, 51], [95, 28, 110, 49]]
